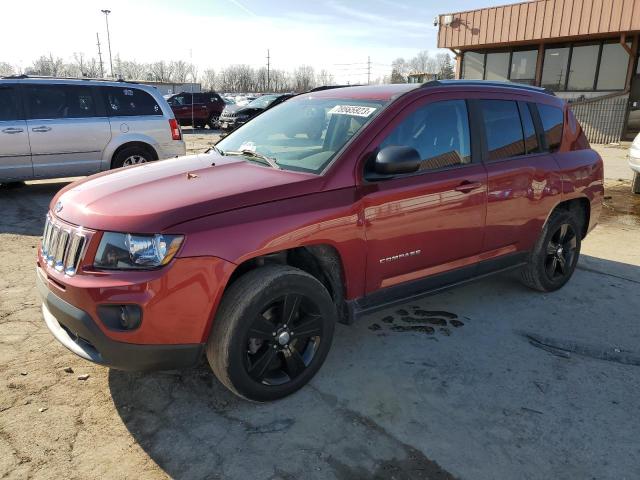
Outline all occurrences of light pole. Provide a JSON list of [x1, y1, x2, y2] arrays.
[[101, 9, 114, 78]]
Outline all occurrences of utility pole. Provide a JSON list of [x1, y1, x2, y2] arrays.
[[367, 56, 371, 85], [101, 9, 114, 78], [266, 49, 270, 92], [96, 32, 104, 78]]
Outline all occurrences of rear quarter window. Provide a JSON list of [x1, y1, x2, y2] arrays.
[[537, 104, 564, 152], [103, 86, 162, 117]]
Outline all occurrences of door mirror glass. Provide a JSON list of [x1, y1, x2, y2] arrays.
[[374, 145, 421, 175]]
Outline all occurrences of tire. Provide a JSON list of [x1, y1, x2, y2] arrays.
[[207, 114, 220, 129], [520, 209, 582, 292], [111, 146, 153, 169], [632, 172, 640, 194], [206, 265, 336, 402]]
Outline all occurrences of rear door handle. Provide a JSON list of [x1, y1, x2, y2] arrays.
[[455, 181, 482, 193], [32, 126, 52, 132], [2, 127, 23, 134]]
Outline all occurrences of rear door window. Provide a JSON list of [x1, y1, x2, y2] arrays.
[[103, 87, 162, 116], [25, 84, 96, 119], [0, 85, 20, 121], [380, 99, 471, 171], [537, 104, 564, 152], [479, 100, 525, 161]]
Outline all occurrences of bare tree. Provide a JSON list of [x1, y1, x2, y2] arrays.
[[435, 53, 455, 79], [293, 65, 315, 92], [26, 54, 65, 76], [148, 61, 174, 82], [390, 57, 409, 83], [0, 62, 15, 76], [316, 69, 335, 87], [201, 69, 217, 90], [170, 60, 190, 83]]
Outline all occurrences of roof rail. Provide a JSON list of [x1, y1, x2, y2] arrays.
[[308, 84, 359, 92], [421, 79, 555, 96], [0, 74, 134, 83]]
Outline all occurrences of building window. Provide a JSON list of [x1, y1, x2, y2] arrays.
[[510, 50, 538, 85], [541, 47, 570, 91], [485, 52, 509, 81], [463, 52, 484, 80], [597, 42, 631, 90], [567, 44, 599, 90]]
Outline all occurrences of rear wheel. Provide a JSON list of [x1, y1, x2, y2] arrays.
[[206, 265, 336, 402], [111, 146, 153, 169], [632, 172, 640, 194], [520, 210, 582, 292]]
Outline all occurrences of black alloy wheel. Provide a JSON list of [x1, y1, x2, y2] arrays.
[[244, 294, 322, 385], [544, 223, 578, 282]]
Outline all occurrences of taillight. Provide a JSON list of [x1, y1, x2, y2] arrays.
[[169, 118, 181, 141]]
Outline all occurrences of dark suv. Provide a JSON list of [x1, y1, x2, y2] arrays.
[[167, 91, 225, 129], [218, 93, 293, 131], [38, 81, 603, 402]]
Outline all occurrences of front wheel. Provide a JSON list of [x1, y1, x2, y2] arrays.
[[206, 265, 336, 402], [207, 114, 220, 129], [520, 210, 582, 292], [632, 172, 640, 194]]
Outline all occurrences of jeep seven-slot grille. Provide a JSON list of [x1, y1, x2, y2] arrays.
[[41, 215, 86, 276]]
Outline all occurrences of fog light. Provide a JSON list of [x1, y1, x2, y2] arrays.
[[97, 305, 142, 331]]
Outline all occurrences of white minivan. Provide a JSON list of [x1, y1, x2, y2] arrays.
[[0, 76, 186, 183]]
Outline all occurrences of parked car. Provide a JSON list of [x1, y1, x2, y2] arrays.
[[630, 132, 640, 193], [166, 91, 225, 129], [0, 76, 185, 183], [37, 81, 603, 401], [218, 93, 294, 131]]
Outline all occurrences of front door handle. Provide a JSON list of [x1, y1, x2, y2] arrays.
[[2, 127, 23, 134], [32, 126, 52, 132], [455, 181, 482, 193]]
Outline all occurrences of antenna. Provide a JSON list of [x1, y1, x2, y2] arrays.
[[96, 32, 104, 78]]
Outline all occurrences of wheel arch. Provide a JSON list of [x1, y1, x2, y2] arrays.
[[547, 196, 591, 239], [110, 141, 159, 168], [222, 244, 350, 324]]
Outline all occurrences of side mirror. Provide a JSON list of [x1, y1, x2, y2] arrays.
[[374, 145, 421, 175]]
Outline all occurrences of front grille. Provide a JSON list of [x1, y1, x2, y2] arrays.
[[41, 215, 87, 276]]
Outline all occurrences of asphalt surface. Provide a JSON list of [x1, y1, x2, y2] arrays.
[[1, 136, 639, 479]]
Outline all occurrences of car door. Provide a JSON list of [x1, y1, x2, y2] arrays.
[[0, 83, 32, 181], [24, 83, 111, 178], [475, 98, 562, 264], [191, 93, 209, 121], [360, 97, 488, 298], [171, 93, 191, 122]]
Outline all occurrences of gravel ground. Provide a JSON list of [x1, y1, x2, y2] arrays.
[[1, 136, 639, 480]]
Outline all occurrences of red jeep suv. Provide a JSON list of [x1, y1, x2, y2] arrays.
[[166, 91, 225, 129], [37, 81, 603, 401]]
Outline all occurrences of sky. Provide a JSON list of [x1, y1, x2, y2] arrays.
[[1, 0, 514, 83]]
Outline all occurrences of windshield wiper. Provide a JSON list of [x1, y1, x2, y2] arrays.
[[224, 149, 281, 170]]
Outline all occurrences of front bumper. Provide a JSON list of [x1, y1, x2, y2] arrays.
[[37, 270, 203, 371], [218, 118, 246, 130]]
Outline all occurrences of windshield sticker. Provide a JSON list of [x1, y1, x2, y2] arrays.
[[239, 141, 256, 153], [328, 105, 377, 117]]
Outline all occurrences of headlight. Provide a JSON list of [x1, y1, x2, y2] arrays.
[[94, 232, 184, 270], [236, 114, 250, 120]]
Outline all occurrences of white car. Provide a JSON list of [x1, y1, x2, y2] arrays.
[[630, 132, 640, 194], [0, 76, 186, 184]]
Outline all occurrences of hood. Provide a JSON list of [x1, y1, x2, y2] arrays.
[[236, 106, 264, 116], [51, 153, 319, 233], [223, 104, 241, 114]]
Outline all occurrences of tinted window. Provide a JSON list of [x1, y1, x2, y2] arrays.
[[380, 100, 471, 171], [25, 85, 96, 119], [0, 86, 19, 121], [510, 50, 537, 84], [567, 44, 599, 90], [103, 87, 162, 116], [463, 52, 484, 80], [485, 52, 509, 81], [519, 103, 540, 154], [597, 43, 630, 90], [541, 47, 570, 91], [480, 100, 525, 161], [537, 104, 564, 152]]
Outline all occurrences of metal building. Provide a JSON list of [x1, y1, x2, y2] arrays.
[[437, 0, 640, 142]]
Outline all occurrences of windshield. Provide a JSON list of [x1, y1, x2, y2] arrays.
[[247, 95, 279, 109], [216, 97, 387, 174]]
